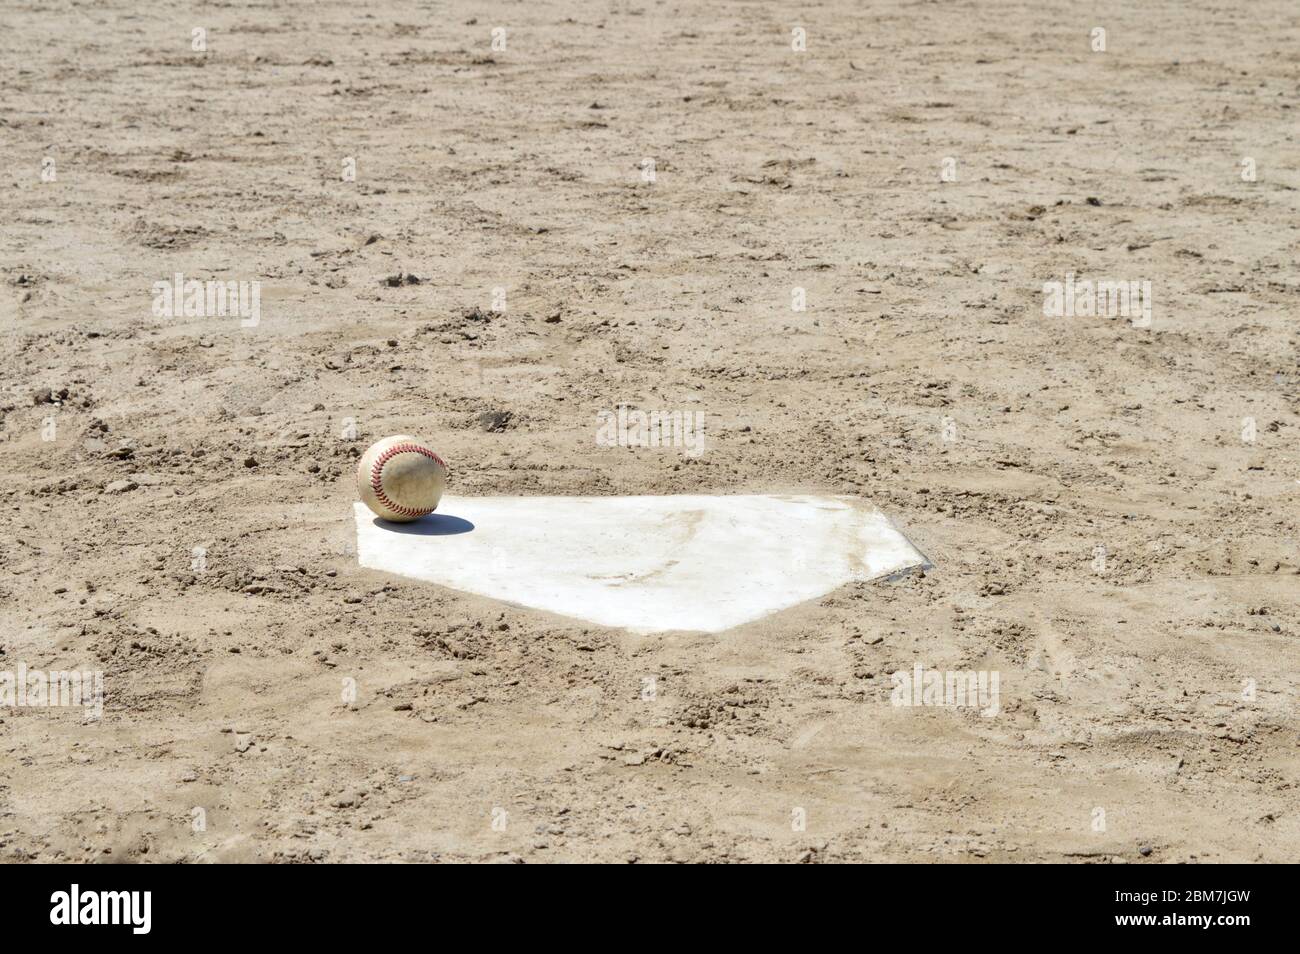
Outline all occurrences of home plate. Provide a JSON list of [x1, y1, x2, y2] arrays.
[[353, 495, 929, 634]]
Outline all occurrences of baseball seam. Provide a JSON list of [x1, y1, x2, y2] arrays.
[[370, 443, 448, 518]]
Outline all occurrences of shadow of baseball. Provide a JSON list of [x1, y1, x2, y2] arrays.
[[372, 514, 475, 535]]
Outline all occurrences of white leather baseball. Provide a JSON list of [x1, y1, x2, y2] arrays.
[[356, 435, 449, 522]]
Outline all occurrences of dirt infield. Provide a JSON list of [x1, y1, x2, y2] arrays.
[[1, 0, 1296, 862]]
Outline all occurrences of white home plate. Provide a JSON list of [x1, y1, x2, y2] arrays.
[[353, 495, 929, 634]]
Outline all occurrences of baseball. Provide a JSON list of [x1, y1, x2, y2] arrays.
[[356, 435, 449, 522]]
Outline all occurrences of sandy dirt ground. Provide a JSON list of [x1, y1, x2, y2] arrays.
[[1, 0, 1297, 863]]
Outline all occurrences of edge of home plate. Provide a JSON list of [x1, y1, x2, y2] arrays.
[[354, 494, 931, 634]]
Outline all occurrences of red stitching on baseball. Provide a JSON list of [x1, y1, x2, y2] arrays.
[[370, 443, 448, 518]]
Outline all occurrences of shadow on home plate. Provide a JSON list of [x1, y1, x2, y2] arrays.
[[372, 514, 475, 536], [355, 494, 930, 634]]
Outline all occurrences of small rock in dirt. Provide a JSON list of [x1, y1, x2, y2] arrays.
[[478, 409, 513, 432]]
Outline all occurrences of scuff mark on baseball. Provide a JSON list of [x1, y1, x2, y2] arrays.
[[356, 434, 449, 522]]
